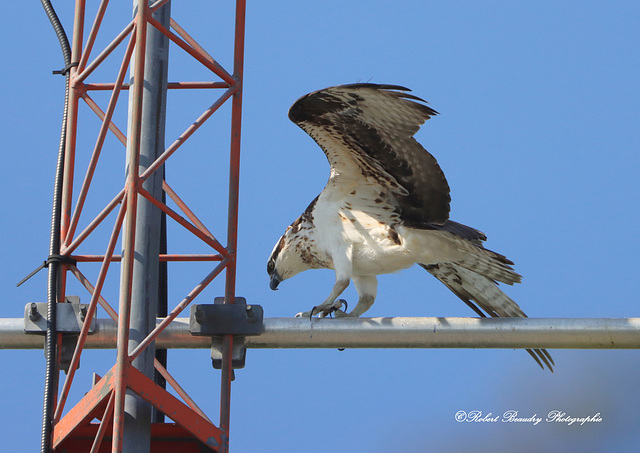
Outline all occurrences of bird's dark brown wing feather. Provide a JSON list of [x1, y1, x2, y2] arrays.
[[288, 83, 451, 226]]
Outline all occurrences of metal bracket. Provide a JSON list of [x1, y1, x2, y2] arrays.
[[23, 296, 93, 373], [23, 296, 95, 335], [189, 297, 263, 371]]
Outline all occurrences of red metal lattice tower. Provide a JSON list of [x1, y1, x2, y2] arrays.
[[45, 0, 246, 451]]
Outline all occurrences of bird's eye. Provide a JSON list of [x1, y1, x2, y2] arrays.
[[267, 260, 275, 274]]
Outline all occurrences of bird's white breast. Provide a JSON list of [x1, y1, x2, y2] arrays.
[[311, 179, 420, 276]]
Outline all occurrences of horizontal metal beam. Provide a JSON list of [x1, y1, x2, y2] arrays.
[[2, 317, 640, 350]]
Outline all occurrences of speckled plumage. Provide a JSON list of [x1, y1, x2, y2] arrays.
[[267, 83, 553, 371]]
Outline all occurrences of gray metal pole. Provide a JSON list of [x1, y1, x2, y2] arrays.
[[6, 317, 640, 350], [122, 1, 170, 451]]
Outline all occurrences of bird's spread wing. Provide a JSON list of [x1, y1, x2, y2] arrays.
[[282, 83, 552, 371], [288, 83, 451, 227]]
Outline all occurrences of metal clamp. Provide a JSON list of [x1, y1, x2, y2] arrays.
[[23, 296, 95, 335], [23, 296, 95, 373], [189, 297, 263, 370]]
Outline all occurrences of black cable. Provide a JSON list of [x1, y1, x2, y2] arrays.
[[38, 1, 71, 452]]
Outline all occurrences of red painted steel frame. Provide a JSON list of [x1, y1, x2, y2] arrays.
[[47, 1, 246, 451]]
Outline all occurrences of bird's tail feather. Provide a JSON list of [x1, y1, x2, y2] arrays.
[[456, 242, 522, 286], [420, 262, 554, 372]]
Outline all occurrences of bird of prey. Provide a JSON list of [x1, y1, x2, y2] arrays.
[[267, 83, 553, 371]]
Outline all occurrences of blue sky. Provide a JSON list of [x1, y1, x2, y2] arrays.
[[2, 1, 640, 452]]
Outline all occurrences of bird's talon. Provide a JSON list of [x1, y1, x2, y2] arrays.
[[333, 309, 353, 318], [328, 306, 340, 318], [295, 300, 349, 319]]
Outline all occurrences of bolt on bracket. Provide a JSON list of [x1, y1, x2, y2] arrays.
[[23, 296, 95, 335], [23, 296, 94, 373], [189, 297, 263, 370]]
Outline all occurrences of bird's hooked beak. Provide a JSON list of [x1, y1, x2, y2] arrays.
[[269, 271, 283, 290]]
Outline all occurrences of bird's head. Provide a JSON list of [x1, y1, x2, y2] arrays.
[[267, 221, 315, 291]]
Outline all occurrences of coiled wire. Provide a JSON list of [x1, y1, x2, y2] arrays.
[[38, 1, 71, 452]]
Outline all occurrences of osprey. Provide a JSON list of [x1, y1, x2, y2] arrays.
[[267, 83, 553, 371]]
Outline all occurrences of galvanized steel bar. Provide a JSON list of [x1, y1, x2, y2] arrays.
[[111, 1, 149, 449], [120, 0, 171, 449], [5, 317, 640, 350]]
